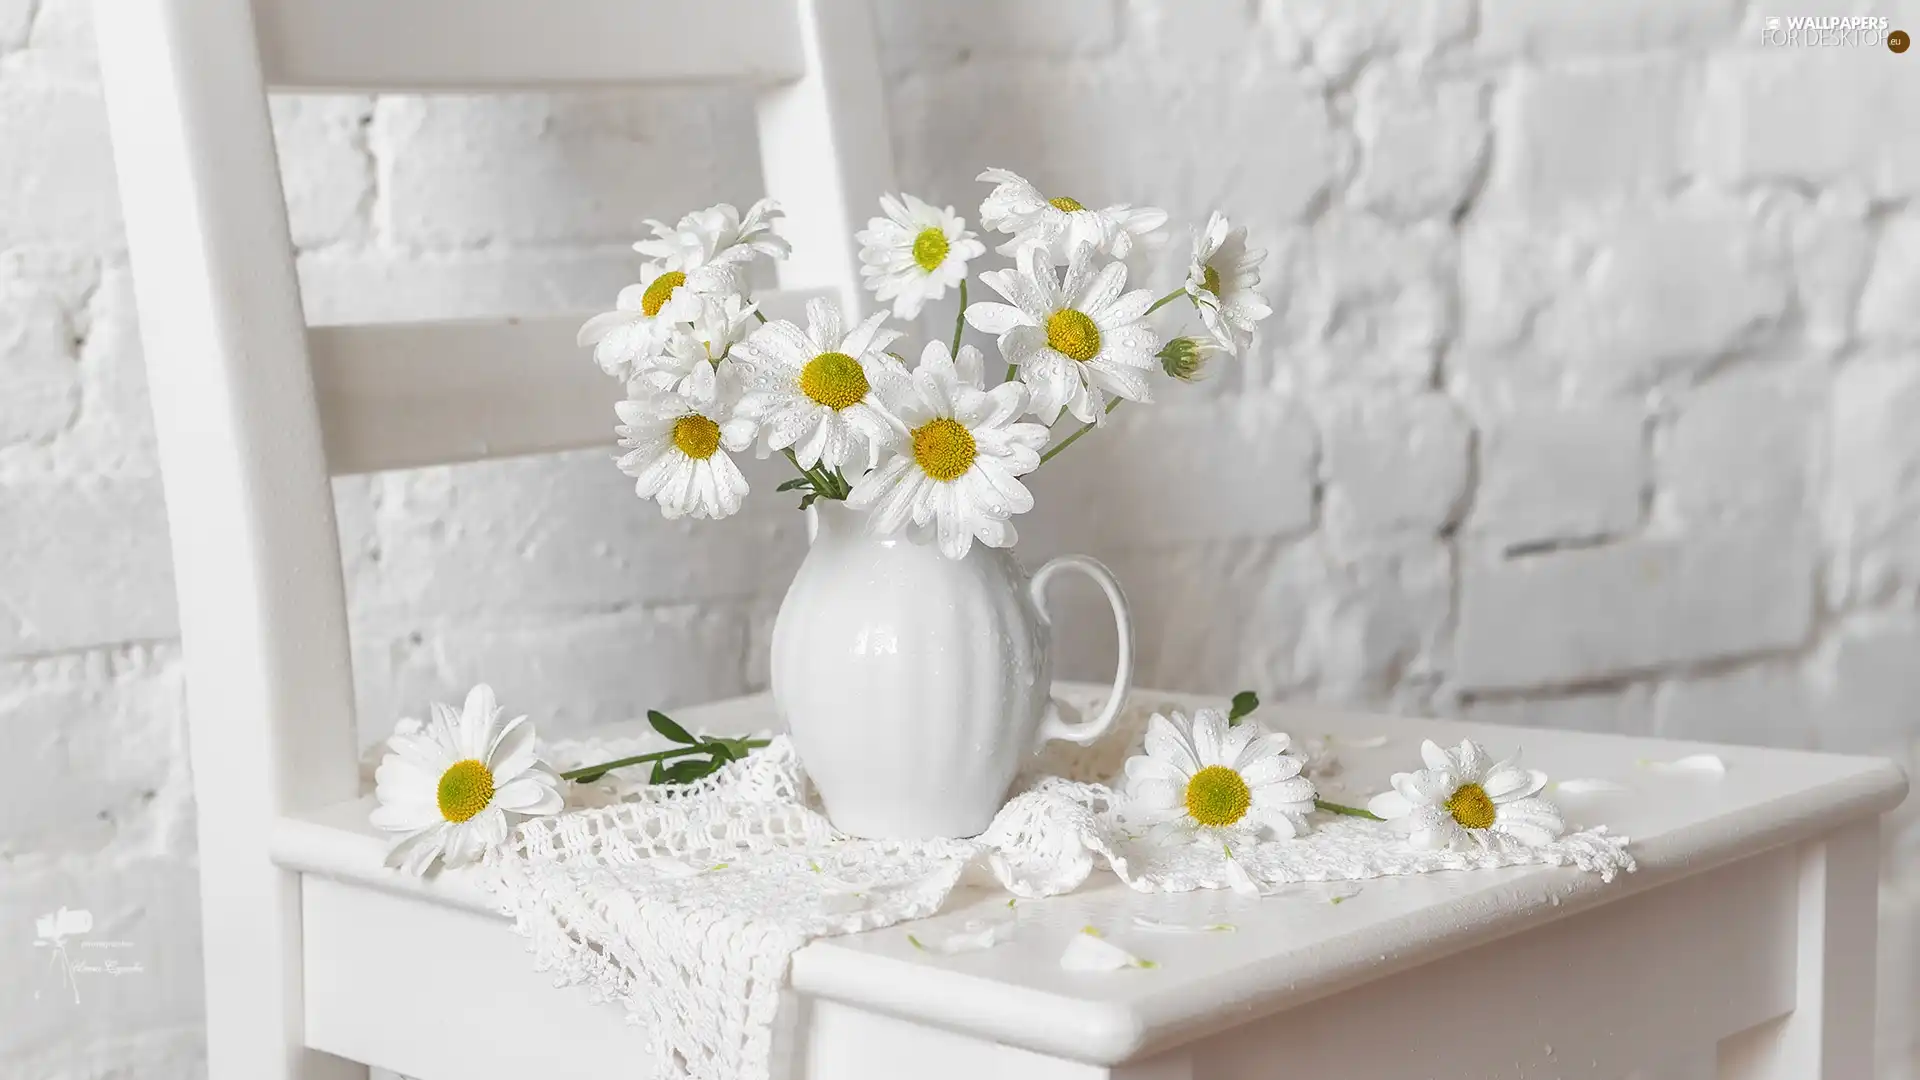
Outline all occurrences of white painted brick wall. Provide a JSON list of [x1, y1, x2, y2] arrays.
[[2, 0, 1918, 1075]]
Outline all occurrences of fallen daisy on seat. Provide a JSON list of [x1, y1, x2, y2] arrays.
[[370, 684, 564, 875], [1119, 707, 1318, 847], [1365, 739, 1566, 851]]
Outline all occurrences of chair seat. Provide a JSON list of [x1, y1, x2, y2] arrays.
[[270, 687, 1906, 1078]]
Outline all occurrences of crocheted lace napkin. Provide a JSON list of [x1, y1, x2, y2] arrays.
[[482, 695, 1634, 1080]]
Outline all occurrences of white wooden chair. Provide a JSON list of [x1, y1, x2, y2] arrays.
[[95, 2, 1910, 1079], [92, 1, 892, 1076]]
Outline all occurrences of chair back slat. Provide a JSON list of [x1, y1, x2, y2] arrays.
[[312, 290, 829, 475], [255, 0, 805, 90]]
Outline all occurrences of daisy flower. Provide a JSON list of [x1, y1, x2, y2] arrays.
[[965, 243, 1159, 424], [732, 297, 907, 471], [1121, 708, 1317, 845], [977, 167, 1167, 264], [577, 261, 733, 382], [371, 684, 563, 876], [1183, 212, 1272, 356], [615, 383, 756, 521], [633, 197, 790, 278], [1365, 739, 1567, 850], [634, 294, 759, 405], [847, 341, 1049, 559], [855, 193, 987, 319]]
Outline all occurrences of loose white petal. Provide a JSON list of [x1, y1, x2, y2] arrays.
[[925, 920, 1017, 954], [1640, 754, 1728, 776], [1060, 930, 1153, 972], [1131, 917, 1237, 933], [1555, 778, 1632, 795], [1222, 855, 1263, 896], [1331, 734, 1390, 749]]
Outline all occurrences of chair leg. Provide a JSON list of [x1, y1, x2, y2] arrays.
[[1719, 819, 1879, 1079]]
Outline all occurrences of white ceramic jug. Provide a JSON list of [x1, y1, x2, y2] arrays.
[[770, 502, 1133, 839]]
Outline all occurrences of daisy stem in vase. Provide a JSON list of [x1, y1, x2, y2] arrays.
[[950, 278, 967, 358], [1314, 798, 1384, 821], [1143, 287, 1190, 317], [782, 448, 849, 500], [559, 739, 772, 783], [1037, 398, 1123, 465]]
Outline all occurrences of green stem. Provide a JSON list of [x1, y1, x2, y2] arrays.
[[753, 309, 769, 324], [1004, 363, 1018, 384], [560, 739, 770, 783], [950, 279, 967, 357], [1314, 798, 1384, 821], [1037, 398, 1123, 465], [782, 448, 814, 485], [1144, 287, 1189, 317]]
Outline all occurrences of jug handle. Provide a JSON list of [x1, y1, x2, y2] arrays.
[[1029, 555, 1134, 747]]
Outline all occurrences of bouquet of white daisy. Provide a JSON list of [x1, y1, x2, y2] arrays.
[[579, 168, 1272, 559]]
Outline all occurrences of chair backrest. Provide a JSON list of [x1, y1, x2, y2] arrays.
[[90, 2, 893, 1077]]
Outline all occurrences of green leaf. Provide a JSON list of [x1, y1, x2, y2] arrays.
[[648, 710, 697, 745], [570, 768, 608, 784], [799, 491, 820, 510], [775, 477, 813, 493], [706, 741, 736, 764], [649, 761, 668, 784], [1227, 690, 1259, 726], [660, 758, 715, 785]]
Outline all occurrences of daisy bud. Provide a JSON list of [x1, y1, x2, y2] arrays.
[[1157, 336, 1220, 382]]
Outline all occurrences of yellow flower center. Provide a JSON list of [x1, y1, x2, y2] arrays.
[[672, 414, 721, 459], [640, 270, 687, 318], [1045, 308, 1101, 362], [436, 759, 495, 823], [911, 227, 950, 273], [1184, 765, 1251, 828], [799, 351, 870, 410], [1049, 195, 1086, 212], [1446, 782, 1496, 830], [911, 417, 976, 482], [1202, 264, 1222, 297]]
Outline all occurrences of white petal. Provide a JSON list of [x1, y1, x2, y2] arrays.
[[1367, 790, 1413, 820], [925, 920, 1017, 955], [1222, 856, 1262, 896], [370, 799, 441, 832], [1142, 713, 1202, 775], [1640, 754, 1727, 775], [1190, 709, 1230, 766], [1554, 778, 1631, 795], [1483, 763, 1549, 803], [493, 776, 563, 816], [1059, 931, 1150, 972]]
